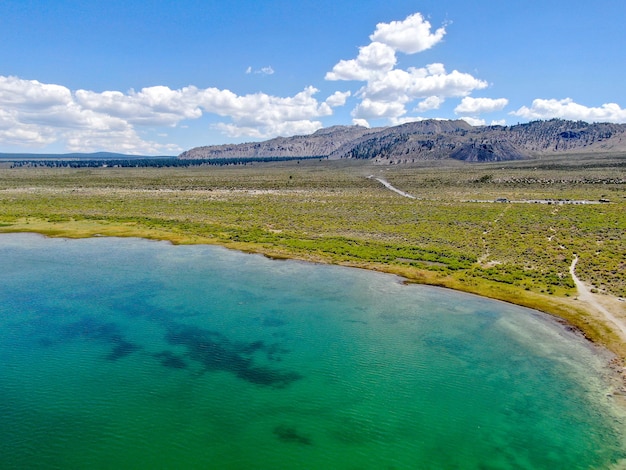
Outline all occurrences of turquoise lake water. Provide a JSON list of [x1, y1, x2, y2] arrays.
[[0, 233, 625, 469]]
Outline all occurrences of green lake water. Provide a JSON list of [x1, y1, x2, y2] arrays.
[[0, 233, 624, 469]]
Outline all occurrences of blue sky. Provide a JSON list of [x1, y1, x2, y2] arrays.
[[1, 0, 625, 154]]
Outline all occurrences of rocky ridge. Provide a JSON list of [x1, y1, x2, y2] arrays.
[[179, 119, 626, 163]]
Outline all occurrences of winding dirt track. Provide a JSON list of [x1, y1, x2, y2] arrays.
[[570, 255, 626, 342], [368, 176, 416, 199]]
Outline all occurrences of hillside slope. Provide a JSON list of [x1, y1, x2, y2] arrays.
[[178, 125, 377, 159]]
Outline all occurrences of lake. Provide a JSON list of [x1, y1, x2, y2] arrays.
[[0, 233, 624, 469]]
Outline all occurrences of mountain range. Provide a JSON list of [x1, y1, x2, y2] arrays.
[[179, 119, 626, 163]]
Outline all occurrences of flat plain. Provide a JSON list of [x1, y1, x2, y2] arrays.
[[0, 154, 624, 357]]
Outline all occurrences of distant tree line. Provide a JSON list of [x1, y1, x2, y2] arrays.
[[9, 155, 326, 169]]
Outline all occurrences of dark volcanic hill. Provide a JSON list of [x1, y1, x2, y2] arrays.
[[179, 119, 626, 163]]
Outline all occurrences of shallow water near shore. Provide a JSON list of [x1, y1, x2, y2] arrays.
[[1, 233, 625, 469]]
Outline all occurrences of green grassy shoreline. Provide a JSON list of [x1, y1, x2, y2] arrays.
[[0, 220, 619, 354], [1, 156, 624, 358]]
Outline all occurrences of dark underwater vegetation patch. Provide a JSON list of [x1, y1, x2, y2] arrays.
[[45, 316, 142, 360], [239, 340, 265, 354], [237, 366, 302, 388], [273, 425, 312, 445], [106, 340, 141, 361], [61, 317, 120, 341], [153, 350, 188, 369], [265, 343, 290, 362], [165, 323, 302, 387]]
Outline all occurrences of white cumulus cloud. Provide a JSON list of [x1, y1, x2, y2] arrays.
[[370, 13, 446, 54], [0, 76, 165, 153], [511, 98, 626, 123], [352, 118, 370, 128], [0, 75, 72, 109], [455, 97, 508, 115], [404, 65, 487, 98], [325, 90, 351, 107], [199, 86, 334, 137], [0, 108, 57, 146], [352, 98, 407, 120], [415, 96, 444, 112], [76, 86, 202, 126], [351, 64, 487, 121], [325, 42, 397, 81], [0, 75, 348, 152], [326, 13, 487, 123], [197, 85, 332, 129]]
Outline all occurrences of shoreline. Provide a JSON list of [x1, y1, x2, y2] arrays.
[[570, 256, 626, 342], [2, 221, 625, 365]]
